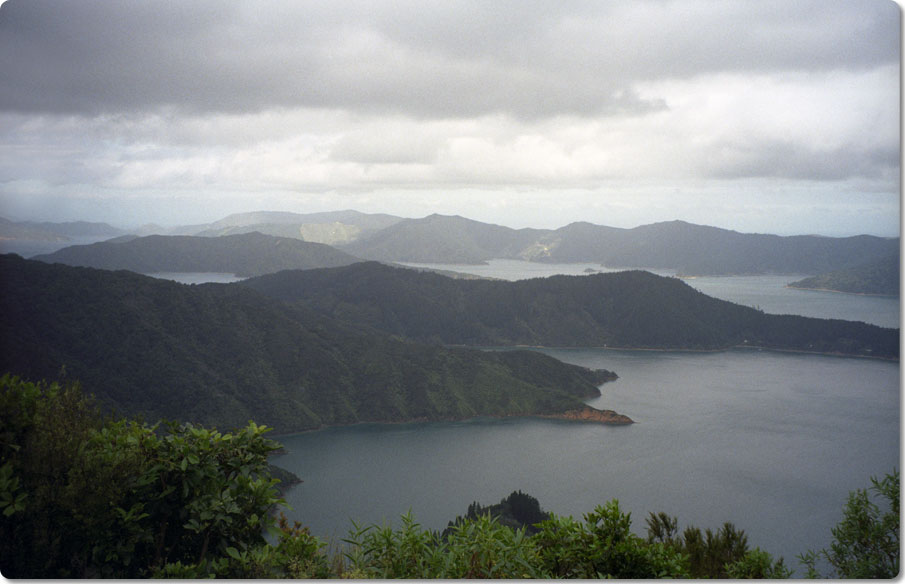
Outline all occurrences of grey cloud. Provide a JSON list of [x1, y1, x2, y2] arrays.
[[0, 0, 897, 118], [705, 138, 900, 183]]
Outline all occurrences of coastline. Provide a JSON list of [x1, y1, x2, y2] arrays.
[[784, 284, 898, 298], [480, 342, 898, 362], [536, 406, 634, 425], [270, 404, 633, 438]]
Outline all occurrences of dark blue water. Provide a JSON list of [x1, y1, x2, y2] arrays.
[[272, 263, 900, 570]]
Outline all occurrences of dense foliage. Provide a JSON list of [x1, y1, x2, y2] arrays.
[[1, 375, 895, 579], [33, 231, 360, 277], [0, 374, 288, 578], [244, 261, 899, 358], [788, 254, 900, 297], [0, 254, 617, 433], [444, 490, 552, 536]]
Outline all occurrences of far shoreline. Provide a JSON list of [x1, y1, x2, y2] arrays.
[[475, 343, 899, 362], [784, 284, 898, 299]]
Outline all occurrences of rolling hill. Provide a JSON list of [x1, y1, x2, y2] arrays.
[[537, 220, 900, 275], [341, 213, 547, 264], [159, 209, 406, 245], [0, 216, 125, 241], [242, 261, 899, 359], [0, 255, 621, 433], [31, 232, 362, 277], [337, 214, 898, 276]]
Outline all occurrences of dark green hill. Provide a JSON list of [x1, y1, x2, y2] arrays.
[[787, 254, 900, 296], [0, 255, 618, 433], [242, 262, 898, 359], [32, 232, 361, 277]]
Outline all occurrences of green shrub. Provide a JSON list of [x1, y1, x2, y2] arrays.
[[0, 375, 287, 578], [799, 470, 899, 579]]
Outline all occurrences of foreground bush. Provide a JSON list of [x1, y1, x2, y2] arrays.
[[798, 470, 899, 579], [0, 374, 893, 578], [0, 375, 289, 577]]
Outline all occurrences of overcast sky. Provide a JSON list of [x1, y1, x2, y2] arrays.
[[0, 0, 900, 235]]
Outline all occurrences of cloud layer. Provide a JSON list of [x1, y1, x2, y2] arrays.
[[0, 0, 899, 234]]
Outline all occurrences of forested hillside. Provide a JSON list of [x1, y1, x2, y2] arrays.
[[243, 262, 899, 359], [0, 255, 620, 433], [32, 232, 361, 277]]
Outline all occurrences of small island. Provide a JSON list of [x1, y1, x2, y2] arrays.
[[787, 255, 899, 297]]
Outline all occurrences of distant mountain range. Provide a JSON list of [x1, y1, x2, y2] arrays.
[[0, 255, 619, 433], [339, 215, 899, 276], [32, 232, 361, 277], [8, 210, 900, 280], [242, 261, 898, 359], [0, 210, 402, 253], [173, 210, 406, 245], [0, 217, 125, 240]]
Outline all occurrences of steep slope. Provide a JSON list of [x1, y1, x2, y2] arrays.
[[0, 255, 620, 433], [243, 262, 898, 359], [340, 214, 547, 263], [32, 232, 361, 277], [787, 254, 900, 296]]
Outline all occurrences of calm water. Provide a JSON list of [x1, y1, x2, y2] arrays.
[[686, 274, 898, 329], [273, 261, 901, 569], [275, 349, 898, 567], [145, 272, 246, 284]]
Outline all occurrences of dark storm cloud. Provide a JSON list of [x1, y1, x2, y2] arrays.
[[0, 0, 897, 118]]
